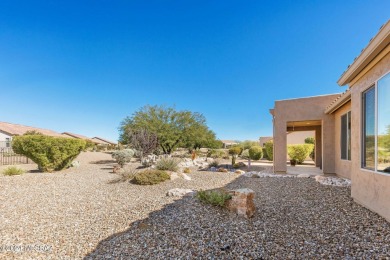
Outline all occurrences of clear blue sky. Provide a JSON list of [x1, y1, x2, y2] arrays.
[[0, 1, 389, 142]]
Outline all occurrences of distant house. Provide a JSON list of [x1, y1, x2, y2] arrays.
[[221, 140, 239, 148], [92, 137, 117, 146], [259, 137, 273, 147], [0, 121, 63, 148], [62, 132, 101, 145], [269, 20, 390, 221]]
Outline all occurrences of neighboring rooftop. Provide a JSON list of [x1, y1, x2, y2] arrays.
[[0, 121, 63, 137], [92, 137, 117, 145]]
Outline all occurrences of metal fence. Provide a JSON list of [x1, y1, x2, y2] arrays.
[[0, 142, 31, 165]]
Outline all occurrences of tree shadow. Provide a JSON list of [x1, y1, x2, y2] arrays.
[[90, 160, 116, 165]]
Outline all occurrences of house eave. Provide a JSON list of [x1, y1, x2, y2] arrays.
[[338, 20, 390, 86]]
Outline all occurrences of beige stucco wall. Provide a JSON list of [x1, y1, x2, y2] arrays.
[[287, 131, 315, 145], [333, 101, 352, 179], [349, 51, 390, 222], [272, 94, 340, 173]]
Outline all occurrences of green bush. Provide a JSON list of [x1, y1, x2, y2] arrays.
[[112, 149, 135, 167], [239, 140, 260, 150], [287, 144, 314, 164], [207, 149, 228, 159], [132, 169, 170, 185], [264, 140, 273, 161], [12, 135, 86, 172], [240, 149, 250, 159], [262, 147, 268, 159], [2, 166, 25, 176], [155, 157, 179, 172], [197, 189, 232, 207], [249, 146, 263, 160], [304, 137, 315, 144], [229, 146, 242, 165]]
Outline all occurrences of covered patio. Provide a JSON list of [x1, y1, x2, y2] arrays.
[[270, 94, 340, 174]]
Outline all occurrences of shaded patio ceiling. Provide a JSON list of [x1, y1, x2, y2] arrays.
[[287, 120, 322, 128]]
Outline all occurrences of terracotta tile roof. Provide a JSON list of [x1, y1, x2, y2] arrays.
[[0, 121, 63, 137], [324, 89, 351, 114], [62, 132, 101, 144], [92, 137, 117, 145]]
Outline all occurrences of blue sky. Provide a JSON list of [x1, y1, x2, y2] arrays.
[[0, 1, 389, 142]]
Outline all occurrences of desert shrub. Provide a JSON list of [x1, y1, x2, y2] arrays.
[[84, 140, 95, 151], [239, 140, 260, 150], [12, 135, 86, 172], [229, 146, 242, 165], [249, 146, 263, 160], [229, 146, 242, 156], [112, 149, 135, 167], [197, 189, 232, 207], [240, 149, 250, 159], [132, 169, 170, 185], [207, 149, 227, 159], [2, 166, 25, 176], [208, 159, 220, 168], [183, 167, 191, 174], [264, 140, 273, 161], [287, 144, 314, 164], [155, 157, 179, 172]]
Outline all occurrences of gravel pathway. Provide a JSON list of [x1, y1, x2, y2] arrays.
[[1, 152, 390, 259]]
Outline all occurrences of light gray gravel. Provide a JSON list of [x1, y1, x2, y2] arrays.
[[0, 152, 238, 259], [1, 152, 390, 259], [86, 177, 390, 259]]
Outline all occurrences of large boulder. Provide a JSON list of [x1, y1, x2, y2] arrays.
[[225, 188, 256, 218]]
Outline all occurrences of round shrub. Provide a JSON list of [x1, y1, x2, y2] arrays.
[[112, 149, 135, 167], [287, 144, 314, 164], [132, 170, 170, 185], [12, 135, 86, 172], [249, 146, 263, 160]]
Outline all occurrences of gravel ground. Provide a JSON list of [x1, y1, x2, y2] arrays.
[[0, 152, 239, 259], [86, 177, 390, 259], [1, 152, 390, 259]]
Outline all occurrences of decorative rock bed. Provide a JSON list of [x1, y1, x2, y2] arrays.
[[243, 171, 351, 187]]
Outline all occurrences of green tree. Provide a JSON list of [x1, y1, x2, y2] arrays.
[[119, 105, 218, 154], [229, 146, 242, 165], [304, 137, 315, 144], [240, 140, 260, 150]]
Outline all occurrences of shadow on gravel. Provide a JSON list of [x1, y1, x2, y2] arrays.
[[90, 160, 116, 165], [84, 175, 390, 259]]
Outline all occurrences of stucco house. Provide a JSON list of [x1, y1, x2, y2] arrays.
[[92, 137, 117, 146], [270, 20, 390, 221], [0, 121, 63, 147]]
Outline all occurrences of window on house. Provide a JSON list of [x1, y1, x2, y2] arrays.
[[362, 72, 390, 172], [341, 111, 351, 160], [5, 137, 10, 148]]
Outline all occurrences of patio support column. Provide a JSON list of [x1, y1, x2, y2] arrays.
[[274, 119, 287, 173], [315, 126, 322, 168], [322, 116, 336, 174]]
